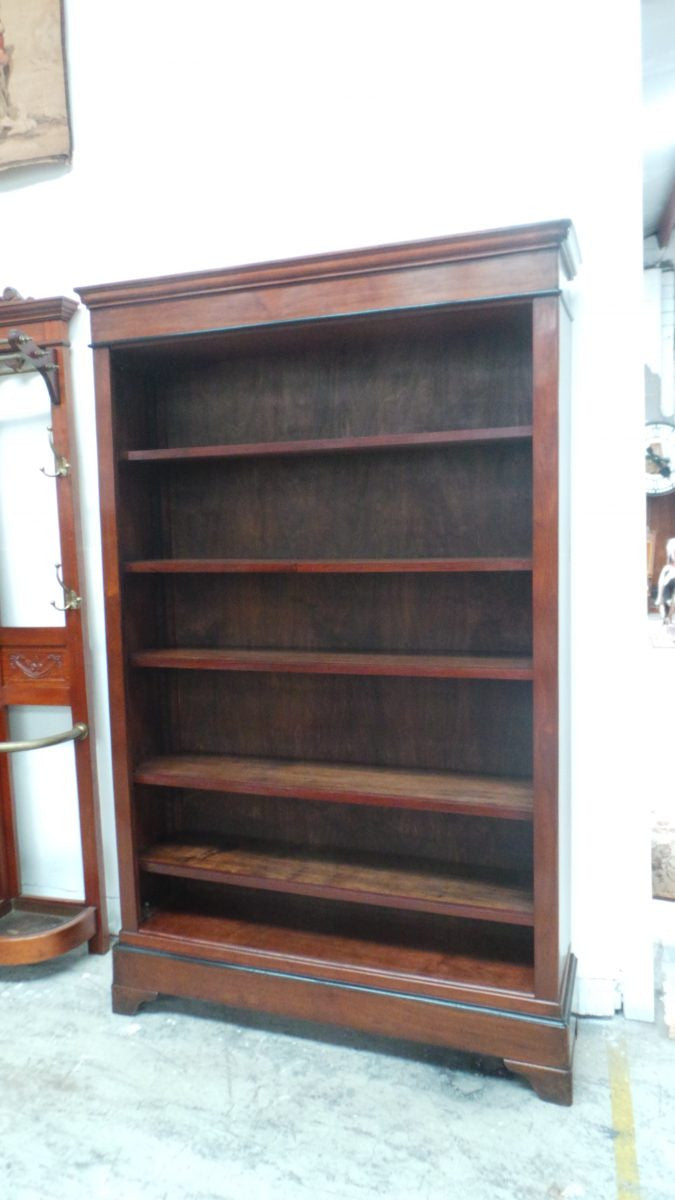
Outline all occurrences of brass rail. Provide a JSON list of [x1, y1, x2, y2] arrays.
[[0, 722, 88, 754]]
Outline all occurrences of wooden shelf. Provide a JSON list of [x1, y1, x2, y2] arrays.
[[134, 901, 536, 998], [125, 558, 533, 575], [121, 425, 534, 463], [134, 754, 533, 820], [140, 838, 534, 925], [130, 647, 534, 680]]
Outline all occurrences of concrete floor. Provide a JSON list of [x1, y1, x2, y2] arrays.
[[1, 949, 673, 1200]]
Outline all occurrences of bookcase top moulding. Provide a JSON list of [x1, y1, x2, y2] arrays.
[[75, 220, 580, 347]]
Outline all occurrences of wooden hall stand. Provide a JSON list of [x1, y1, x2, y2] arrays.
[[0, 294, 108, 964], [79, 221, 578, 1103]]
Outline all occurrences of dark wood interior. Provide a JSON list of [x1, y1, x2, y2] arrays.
[[112, 301, 533, 452], [125, 571, 533, 655], [127, 671, 533, 774]]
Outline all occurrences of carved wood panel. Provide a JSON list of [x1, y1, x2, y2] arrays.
[[0, 633, 70, 705]]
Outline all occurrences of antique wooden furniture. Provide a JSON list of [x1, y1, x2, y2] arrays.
[[0, 295, 108, 964], [79, 220, 578, 1103]]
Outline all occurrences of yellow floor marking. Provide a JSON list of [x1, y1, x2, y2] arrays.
[[608, 1037, 641, 1200]]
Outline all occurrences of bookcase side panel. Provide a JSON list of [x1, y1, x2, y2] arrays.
[[531, 296, 563, 1001], [95, 347, 143, 931]]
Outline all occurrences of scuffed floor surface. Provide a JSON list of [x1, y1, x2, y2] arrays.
[[1, 949, 673, 1200]]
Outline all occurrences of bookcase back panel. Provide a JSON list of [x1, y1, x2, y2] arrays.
[[111, 364, 162, 453], [157, 572, 533, 656], [122, 673, 175, 763], [120, 305, 533, 450], [121, 578, 171, 650], [159, 443, 532, 560], [156, 671, 532, 776], [136, 789, 533, 873], [115, 470, 167, 560]]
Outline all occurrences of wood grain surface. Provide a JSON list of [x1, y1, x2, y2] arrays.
[[141, 837, 534, 924], [131, 647, 533, 680], [125, 557, 534, 574], [134, 753, 533, 819], [122, 425, 533, 462]]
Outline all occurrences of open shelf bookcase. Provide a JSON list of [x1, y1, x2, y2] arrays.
[[79, 220, 578, 1103]]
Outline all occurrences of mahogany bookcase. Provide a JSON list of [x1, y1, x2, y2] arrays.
[[79, 220, 578, 1102]]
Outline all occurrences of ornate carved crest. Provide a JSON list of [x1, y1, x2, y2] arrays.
[[9, 652, 63, 679]]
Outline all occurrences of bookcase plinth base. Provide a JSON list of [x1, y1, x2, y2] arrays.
[[112, 940, 576, 1104]]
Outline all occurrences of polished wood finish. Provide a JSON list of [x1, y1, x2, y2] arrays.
[[0, 898, 96, 966], [77, 220, 580, 344], [0, 707, 18, 903], [532, 296, 561, 998], [0, 298, 108, 959], [0, 627, 70, 706], [112, 983, 159, 1015], [126, 557, 534, 574], [504, 1055, 574, 1106], [140, 838, 534, 924], [81, 222, 577, 1101], [134, 754, 533, 819], [122, 425, 533, 462], [112, 936, 574, 1074], [131, 647, 533, 680], [125, 896, 539, 1007]]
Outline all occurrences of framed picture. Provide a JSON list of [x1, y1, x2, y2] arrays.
[[0, 0, 71, 173]]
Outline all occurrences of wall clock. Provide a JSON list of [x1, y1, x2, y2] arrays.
[[645, 421, 675, 495]]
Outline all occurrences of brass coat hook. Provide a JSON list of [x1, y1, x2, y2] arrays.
[[0, 329, 60, 406], [40, 427, 70, 478], [51, 563, 81, 612]]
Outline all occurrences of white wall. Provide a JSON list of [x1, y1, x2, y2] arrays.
[[0, 0, 650, 1015]]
